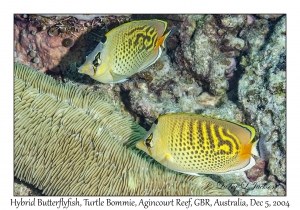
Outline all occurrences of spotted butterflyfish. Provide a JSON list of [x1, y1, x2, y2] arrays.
[[136, 113, 267, 175], [78, 19, 175, 83]]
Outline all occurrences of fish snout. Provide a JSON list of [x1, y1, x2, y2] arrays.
[[78, 62, 94, 76]]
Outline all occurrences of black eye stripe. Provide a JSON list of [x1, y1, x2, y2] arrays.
[[95, 52, 101, 59], [145, 133, 153, 147], [92, 52, 101, 68]]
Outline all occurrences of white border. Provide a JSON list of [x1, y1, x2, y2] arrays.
[[2, 0, 296, 209]]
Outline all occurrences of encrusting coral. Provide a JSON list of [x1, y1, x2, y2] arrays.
[[14, 62, 231, 195], [238, 16, 286, 183]]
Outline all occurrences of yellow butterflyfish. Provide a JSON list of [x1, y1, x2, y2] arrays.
[[136, 113, 267, 175], [78, 19, 175, 83]]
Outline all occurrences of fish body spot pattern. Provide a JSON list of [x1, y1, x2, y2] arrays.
[[136, 113, 262, 175], [78, 19, 174, 83]]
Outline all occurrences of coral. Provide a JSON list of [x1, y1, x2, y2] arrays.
[[208, 172, 250, 195], [175, 15, 246, 97], [122, 52, 205, 124], [199, 100, 245, 122], [239, 18, 269, 59], [32, 57, 40, 64], [41, 14, 131, 21], [219, 15, 246, 28], [256, 14, 283, 20], [14, 14, 130, 75], [121, 50, 238, 125], [14, 178, 43, 196], [245, 181, 285, 196], [48, 27, 60, 36], [28, 50, 36, 57], [238, 16, 286, 183], [14, 63, 231, 196], [62, 37, 75, 48], [14, 63, 142, 145], [246, 158, 266, 182]]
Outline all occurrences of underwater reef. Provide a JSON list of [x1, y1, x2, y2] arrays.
[[14, 63, 231, 195], [238, 15, 286, 184], [14, 14, 286, 196]]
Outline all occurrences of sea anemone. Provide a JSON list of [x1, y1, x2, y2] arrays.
[[62, 37, 75, 48]]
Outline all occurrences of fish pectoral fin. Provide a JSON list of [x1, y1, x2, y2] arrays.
[[165, 153, 173, 161], [109, 71, 129, 83], [159, 153, 173, 167]]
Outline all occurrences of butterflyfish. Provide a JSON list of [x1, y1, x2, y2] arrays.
[[136, 113, 267, 175], [78, 19, 175, 83]]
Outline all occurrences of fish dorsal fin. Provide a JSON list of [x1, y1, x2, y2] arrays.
[[105, 21, 132, 37], [231, 121, 256, 142], [105, 19, 167, 38], [142, 19, 167, 38], [217, 156, 255, 174]]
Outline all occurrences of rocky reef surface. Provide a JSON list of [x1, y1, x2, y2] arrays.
[[14, 14, 286, 196]]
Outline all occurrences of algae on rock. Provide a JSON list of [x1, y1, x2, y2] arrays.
[[175, 15, 246, 97], [238, 16, 286, 182]]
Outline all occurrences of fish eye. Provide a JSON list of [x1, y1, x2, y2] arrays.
[[92, 52, 102, 72], [145, 133, 154, 156], [145, 133, 154, 148]]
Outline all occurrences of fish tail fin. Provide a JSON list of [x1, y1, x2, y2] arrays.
[[251, 134, 270, 161], [161, 27, 177, 48], [251, 139, 260, 157]]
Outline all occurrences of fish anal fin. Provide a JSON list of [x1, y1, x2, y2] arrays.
[[221, 156, 256, 174], [110, 71, 128, 83], [174, 170, 201, 176]]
